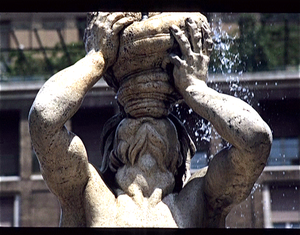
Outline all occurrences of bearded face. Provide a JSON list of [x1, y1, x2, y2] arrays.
[[109, 117, 182, 176]]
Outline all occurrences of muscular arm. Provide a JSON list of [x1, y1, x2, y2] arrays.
[[170, 19, 272, 227], [28, 52, 105, 198], [28, 13, 135, 225], [179, 77, 271, 226]]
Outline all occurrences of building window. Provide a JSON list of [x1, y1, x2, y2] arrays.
[[0, 111, 19, 176], [71, 107, 115, 168], [76, 17, 86, 40], [273, 222, 300, 228], [42, 19, 65, 30], [0, 20, 11, 49], [263, 184, 300, 228], [268, 137, 299, 166], [0, 195, 20, 227], [0, 20, 11, 77], [190, 151, 208, 171], [12, 21, 31, 30]]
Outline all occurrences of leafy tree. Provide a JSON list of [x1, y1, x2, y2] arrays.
[[1, 41, 85, 80], [209, 13, 300, 73]]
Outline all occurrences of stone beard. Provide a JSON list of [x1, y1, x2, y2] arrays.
[[100, 114, 196, 197], [113, 117, 180, 198]]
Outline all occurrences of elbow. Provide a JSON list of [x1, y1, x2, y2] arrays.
[[28, 100, 60, 155], [28, 102, 46, 152], [258, 121, 273, 148], [28, 102, 44, 137], [29, 101, 45, 129], [247, 121, 273, 159], [28, 100, 58, 138]]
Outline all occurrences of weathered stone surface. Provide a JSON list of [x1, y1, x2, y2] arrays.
[[28, 12, 272, 227]]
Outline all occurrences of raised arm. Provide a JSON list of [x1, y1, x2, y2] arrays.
[[28, 13, 135, 207], [169, 19, 272, 227], [29, 52, 104, 191]]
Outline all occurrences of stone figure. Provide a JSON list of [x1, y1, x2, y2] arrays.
[[28, 12, 272, 227]]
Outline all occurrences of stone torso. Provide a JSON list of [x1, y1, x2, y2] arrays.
[[97, 193, 178, 227], [78, 164, 207, 227]]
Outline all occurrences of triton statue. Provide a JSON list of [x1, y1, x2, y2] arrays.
[[28, 12, 272, 227]]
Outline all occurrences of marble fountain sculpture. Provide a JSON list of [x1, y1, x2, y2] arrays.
[[28, 12, 272, 227]]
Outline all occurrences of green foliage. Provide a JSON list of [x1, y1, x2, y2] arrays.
[[1, 13, 299, 81], [3, 50, 47, 77], [49, 41, 86, 74], [209, 13, 300, 74], [237, 14, 268, 72], [1, 41, 86, 80]]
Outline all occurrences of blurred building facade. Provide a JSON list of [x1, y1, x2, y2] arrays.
[[0, 13, 299, 228]]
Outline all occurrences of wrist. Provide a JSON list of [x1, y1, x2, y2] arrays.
[[85, 51, 106, 75], [176, 75, 207, 95]]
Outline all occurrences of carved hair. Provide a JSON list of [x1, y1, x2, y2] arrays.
[[99, 112, 196, 194], [109, 117, 181, 175]]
